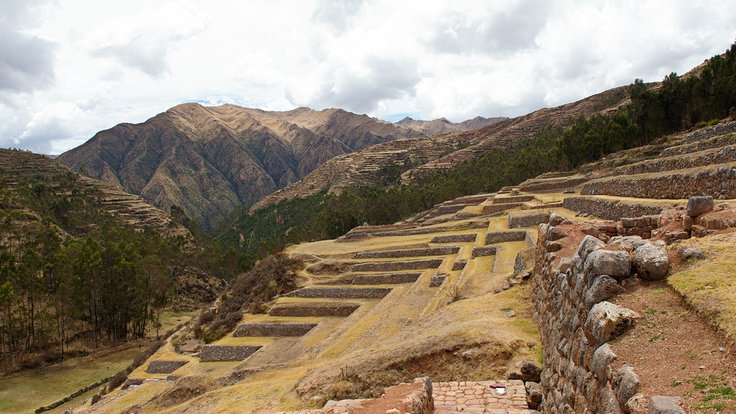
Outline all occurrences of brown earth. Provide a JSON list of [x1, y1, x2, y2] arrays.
[[612, 282, 736, 413]]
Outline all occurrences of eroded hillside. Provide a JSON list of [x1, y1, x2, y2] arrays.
[[57, 104, 427, 230], [251, 85, 631, 211]]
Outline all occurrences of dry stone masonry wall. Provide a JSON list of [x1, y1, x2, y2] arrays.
[[581, 164, 736, 199], [562, 197, 665, 221], [531, 214, 684, 413]]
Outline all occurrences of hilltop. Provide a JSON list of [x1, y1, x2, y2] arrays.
[[396, 116, 506, 137]]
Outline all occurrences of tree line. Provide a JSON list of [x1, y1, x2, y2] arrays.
[[0, 172, 187, 371]]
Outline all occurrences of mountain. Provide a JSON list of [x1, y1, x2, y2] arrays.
[[57, 104, 425, 230], [395, 115, 506, 136], [251, 85, 631, 211]]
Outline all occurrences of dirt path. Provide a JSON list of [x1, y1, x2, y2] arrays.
[[611, 282, 736, 413]]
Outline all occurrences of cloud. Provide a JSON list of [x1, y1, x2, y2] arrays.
[[312, 0, 365, 33], [89, 1, 207, 77], [427, 0, 553, 56], [292, 55, 422, 114], [0, 0, 56, 92], [2, 0, 736, 154]]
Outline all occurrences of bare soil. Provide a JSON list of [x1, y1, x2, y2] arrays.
[[611, 281, 736, 413]]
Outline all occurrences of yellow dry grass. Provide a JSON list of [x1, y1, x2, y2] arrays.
[[78, 200, 541, 413], [668, 231, 736, 342]]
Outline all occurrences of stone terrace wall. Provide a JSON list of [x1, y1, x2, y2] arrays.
[[531, 218, 684, 413], [612, 145, 736, 176], [581, 165, 736, 199], [562, 197, 666, 221], [660, 132, 736, 157]]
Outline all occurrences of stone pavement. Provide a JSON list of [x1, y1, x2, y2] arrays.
[[434, 380, 538, 414]]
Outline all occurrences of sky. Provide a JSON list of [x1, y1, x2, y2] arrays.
[[1, 0, 735, 154]]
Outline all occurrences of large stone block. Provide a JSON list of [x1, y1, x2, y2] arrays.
[[585, 249, 631, 279], [687, 195, 714, 217], [613, 365, 640, 408], [632, 241, 670, 280], [585, 302, 639, 345], [577, 235, 605, 261], [584, 275, 625, 308]]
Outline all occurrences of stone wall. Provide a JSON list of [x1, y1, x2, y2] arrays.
[[351, 259, 444, 272], [482, 203, 523, 215], [612, 145, 736, 176], [580, 165, 736, 199], [353, 246, 459, 259], [343, 272, 421, 285], [199, 345, 261, 362], [562, 197, 666, 221], [287, 287, 393, 299], [430, 234, 477, 243], [531, 218, 684, 413], [485, 231, 528, 244], [233, 323, 317, 337], [268, 302, 360, 317], [509, 211, 550, 228]]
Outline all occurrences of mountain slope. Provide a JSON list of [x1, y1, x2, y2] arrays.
[[57, 104, 425, 230], [251, 85, 630, 211], [0, 148, 189, 238]]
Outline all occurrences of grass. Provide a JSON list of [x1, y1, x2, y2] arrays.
[[688, 375, 736, 413], [0, 345, 145, 414], [669, 232, 736, 342], [77, 202, 542, 413]]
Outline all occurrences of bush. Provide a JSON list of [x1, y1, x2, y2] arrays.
[[199, 253, 302, 341]]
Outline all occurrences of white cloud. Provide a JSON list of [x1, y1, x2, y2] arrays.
[[1, 0, 735, 154]]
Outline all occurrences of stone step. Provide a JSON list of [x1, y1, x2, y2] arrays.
[[286, 287, 392, 299], [233, 322, 318, 337], [268, 302, 360, 317], [199, 345, 261, 362], [508, 211, 550, 228]]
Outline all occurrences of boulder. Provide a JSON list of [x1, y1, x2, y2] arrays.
[[546, 226, 568, 241], [609, 235, 647, 252], [687, 196, 714, 217], [649, 396, 685, 414], [525, 381, 543, 410], [585, 302, 640, 345], [585, 249, 631, 279], [549, 212, 566, 226], [625, 393, 649, 414], [613, 365, 640, 408], [577, 235, 605, 261], [584, 275, 625, 308], [678, 246, 705, 261], [632, 241, 670, 280], [591, 343, 617, 382], [520, 360, 542, 383]]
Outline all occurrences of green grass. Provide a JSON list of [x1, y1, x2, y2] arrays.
[[0, 346, 144, 413], [690, 375, 736, 412]]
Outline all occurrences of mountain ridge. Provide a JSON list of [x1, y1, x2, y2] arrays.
[[57, 104, 429, 230]]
